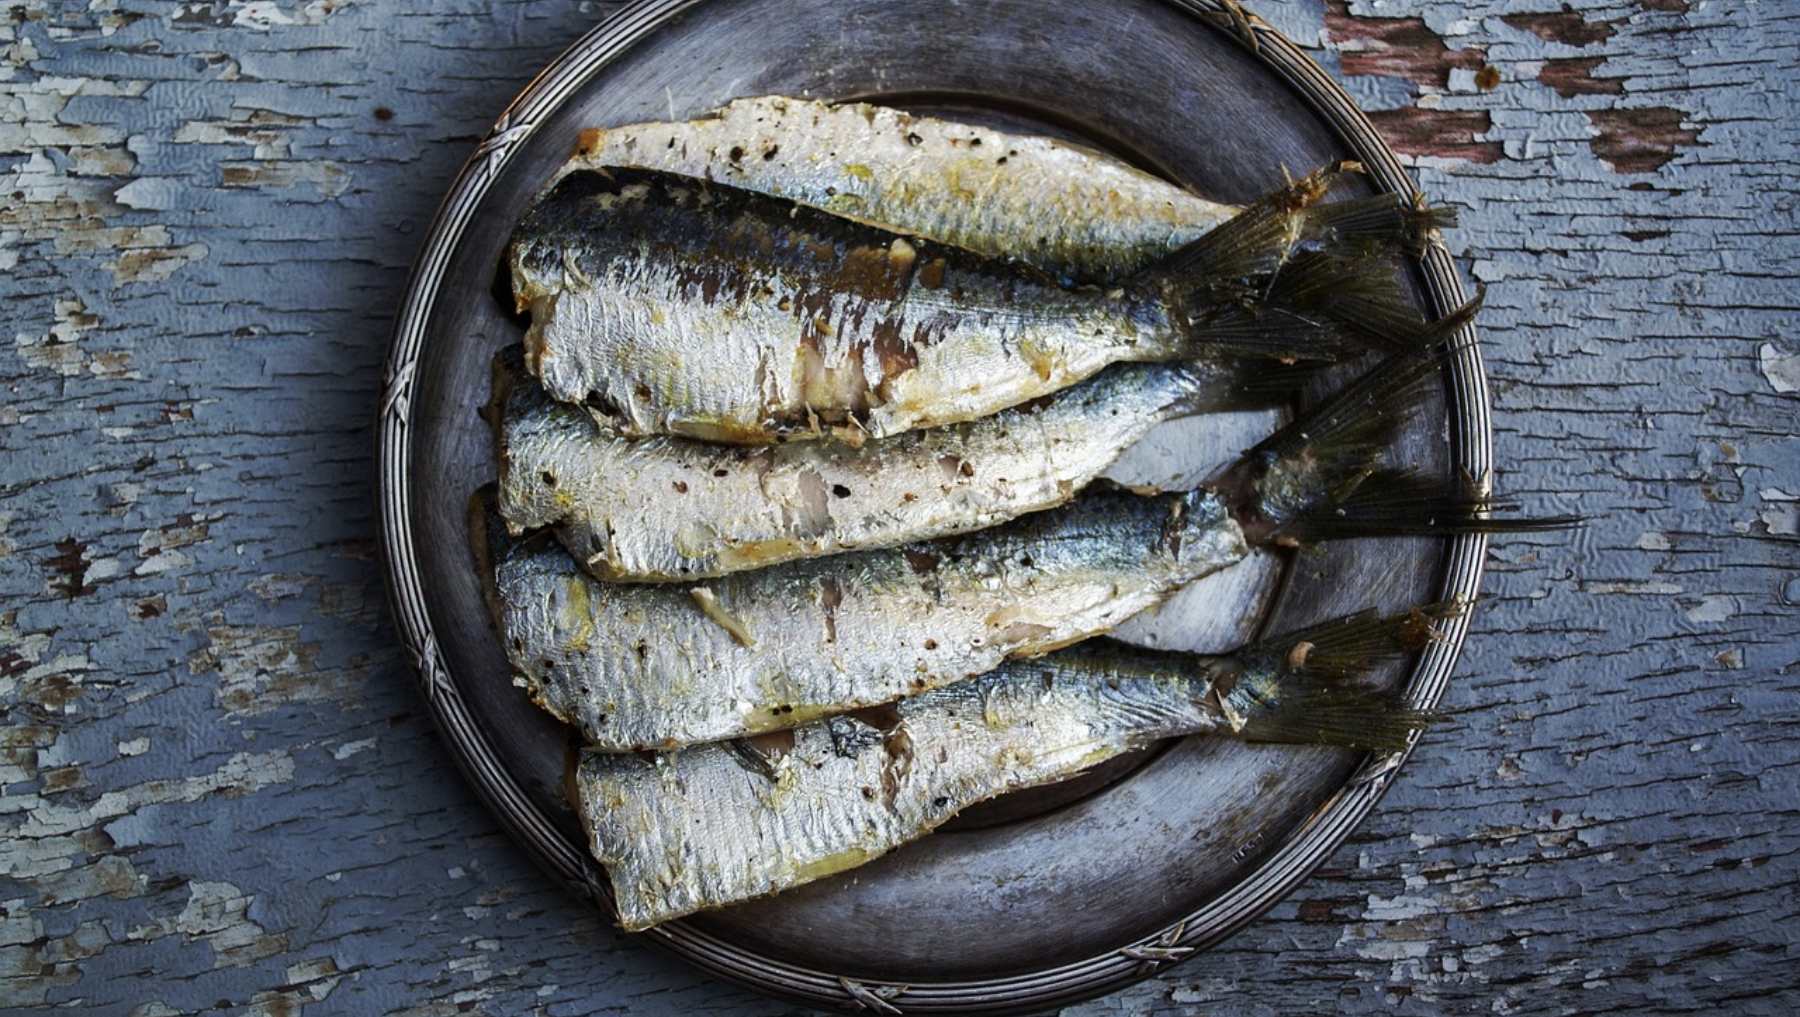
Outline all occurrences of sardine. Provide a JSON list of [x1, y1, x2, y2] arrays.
[[558, 95, 1238, 282], [577, 606, 1449, 931], [485, 348, 1573, 751], [484, 486, 1249, 751], [493, 347, 1263, 582], [509, 164, 1450, 444]]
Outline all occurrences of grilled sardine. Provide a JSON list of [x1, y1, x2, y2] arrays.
[[509, 164, 1449, 444], [578, 607, 1449, 930], [494, 348, 1259, 582], [558, 95, 1237, 283], [486, 487, 1248, 751]]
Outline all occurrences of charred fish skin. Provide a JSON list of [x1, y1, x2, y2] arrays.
[[493, 346, 1241, 581], [578, 611, 1444, 932], [511, 167, 1174, 445], [558, 95, 1239, 283], [493, 488, 1247, 751]]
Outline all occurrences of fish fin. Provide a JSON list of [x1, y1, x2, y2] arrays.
[[1147, 166, 1463, 360], [1227, 284, 1483, 403], [1275, 468, 1587, 542], [726, 738, 780, 782], [1224, 603, 1461, 751], [1235, 687, 1438, 752], [1180, 251, 1440, 359], [1300, 191, 1458, 259], [1153, 162, 1345, 282], [1214, 349, 1443, 529], [1241, 601, 1467, 683], [1249, 347, 1443, 465], [1214, 345, 1580, 543]]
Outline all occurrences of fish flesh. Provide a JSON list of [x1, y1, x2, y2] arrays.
[[576, 607, 1449, 931], [486, 347, 1570, 751], [557, 94, 1239, 283], [492, 347, 1263, 582], [509, 164, 1449, 444], [483, 486, 1249, 751]]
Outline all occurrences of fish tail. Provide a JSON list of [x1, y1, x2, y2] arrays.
[[1215, 346, 1581, 541], [1301, 190, 1458, 258], [1234, 685, 1438, 751], [1147, 166, 1464, 361], [1275, 468, 1588, 542], [1242, 601, 1465, 681], [1225, 603, 1463, 751], [1228, 284, 1483, 403], [1220, 349, 1443, 514]]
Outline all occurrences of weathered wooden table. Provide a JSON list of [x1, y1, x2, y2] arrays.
[[3, 1, 1795, 1013]]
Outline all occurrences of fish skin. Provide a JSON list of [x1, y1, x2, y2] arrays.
[[494, 347, 1245, 582], [495, 344, 1555, 754], [577, 639, 1267, 931], [558, 95, 1238, 284], [492, 489, 1247, 751], [512, 168, 1178, 445]]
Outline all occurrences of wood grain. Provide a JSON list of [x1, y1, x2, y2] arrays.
[[1, 0, 1794, 1014]]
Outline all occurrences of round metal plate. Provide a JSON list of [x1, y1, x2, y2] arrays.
[[378, 1, 1492, 1012]]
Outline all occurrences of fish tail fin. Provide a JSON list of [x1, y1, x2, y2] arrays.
[[1276, 468, 1588, 543], [1226, 285, 1482, 403], [1234, 685, 1439, 751], [1226, 602, 1463, 750], [1214, 345, 1581, 542], [1302, 189, 1458, 258], [1242, 601, 1465, 681], [1145, 164, 1464, 362], [1217, 349, 1442, 522]]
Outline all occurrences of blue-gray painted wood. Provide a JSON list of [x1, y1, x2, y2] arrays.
[[1, 1, 1794, 1013]]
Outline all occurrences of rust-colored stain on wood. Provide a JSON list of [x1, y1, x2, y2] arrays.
[[1539, 57, 1625, 97], [1587, 106, 1700, 172], [1324, 0, 1485, 87], [1367, 109, 1503, 164], [1297, 900, 1351, 923], [1502, 11, 1621, 47]]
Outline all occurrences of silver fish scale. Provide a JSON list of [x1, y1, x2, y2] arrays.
[[496, 358, 1236, 582], [496, 491, 1248, 751], [514, 171, 1170, 444], [579, 659, 1233, 931], [559, 95, 1237, 283]]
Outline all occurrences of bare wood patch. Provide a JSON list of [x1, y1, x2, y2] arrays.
[[1539, 57, 1624, 97], [1324, 1, 1486, 88], [1367, 109, 1503, 164], [1501, 11, 1621, 47], [1586, 107, 1700, 173]]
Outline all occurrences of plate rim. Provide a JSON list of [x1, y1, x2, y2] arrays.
[[376, 1, 1494, 1012]]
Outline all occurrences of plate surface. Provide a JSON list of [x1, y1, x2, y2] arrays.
[[378, 0, 1492, 1011]]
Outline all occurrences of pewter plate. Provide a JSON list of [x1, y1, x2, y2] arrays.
[[377, 1, 1492, 1012]]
